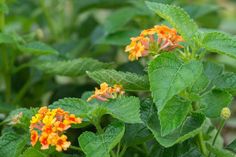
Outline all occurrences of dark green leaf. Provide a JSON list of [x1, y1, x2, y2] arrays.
[[207, 143, 235, 157], [213, 72, 236, 94], [21, 147, 47, 157], [35, 58, 111, 76], [18, 41, 58, 55], [199, 90, 232, 118], [79, 122, 125, 157], [87, 69, 149, 91]]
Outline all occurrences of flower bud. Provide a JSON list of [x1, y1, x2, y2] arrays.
[[221, 107, 231, 120]]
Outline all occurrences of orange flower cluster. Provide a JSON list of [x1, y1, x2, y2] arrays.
[[125, 25, 184, 61], [87, 82, 124, 102], [30, 107, 82, 152]]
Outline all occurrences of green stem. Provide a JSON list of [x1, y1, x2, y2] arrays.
[[69, 145, 82, 151], [13, 78, 31, 105], [0, 0, 5, 31], [119, 145, 127, 157], [39, 0, 56, 37], [197, 131, 207, 156], [2, 49, 11, 103], [208, 119, 225, 157]]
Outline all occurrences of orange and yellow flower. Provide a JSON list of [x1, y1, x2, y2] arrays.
[[125, 25, 184, 61], [30, 107, 82, 152], [87, 82, 124, 102]]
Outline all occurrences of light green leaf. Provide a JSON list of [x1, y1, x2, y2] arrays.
[[146, 2, 199, 42], [49, 98, 89, 118], [104, 7, 137, 33], [21, 147, 47, 157], [102, 96, 142, 123], [159, 96, 191, 136], [213, 72, 236, 94], [207, 143, 235, 157], [79, 122, 125, 157], [141, 100, 205, 147], [87, 69, 149, 91], [0, 33, 17, 44], [148, 53, 202, 112], [0, 131, 28, 157], [199, 89, 233, 118], [189, 71, 209, 94], [203, 32, 236, 59], [18, 41, 58, 55], [35, 58, 111, 76]]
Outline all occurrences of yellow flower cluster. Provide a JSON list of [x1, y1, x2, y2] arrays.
[[125, 25, 184, 61], [30, 107, 82, 152], [87, 82, 124, 102]]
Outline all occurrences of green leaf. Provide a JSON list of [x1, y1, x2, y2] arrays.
[[35, 58, 111, 76], [159, 96, 191, 136], [18, 41, 58, 55], [122, 123, 152, 146], [21, 147, 47, 157], [87, 69, 149, 91], [207, 143, 235, 157], [0, 131, 28, 157], [213, 72, 236, 94], [189, 71, 209, 94], [104, 7, 137, 33], [199, 89, 233, 118], [101, 96, 142, 123], [148, 53, 202, 112], [49, 98, 89, 118], [203, 61, 224, 83], [141, 100, 205, 147], [0, 33, 17, 44], [79, 122, 125, 157], [203, 32, 236, 59], [146, 2, 199, 42], [226, 138, 236, 153]]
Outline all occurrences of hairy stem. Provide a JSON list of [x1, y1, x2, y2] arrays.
[[0, 0, 5, 31], [69, 145, 82, 151]]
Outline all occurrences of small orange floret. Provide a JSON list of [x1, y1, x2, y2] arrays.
[[125, 25, 184, 61], [30, 130, 39, 146], [30, 107, 82, 152], [87, 82, 125, 102], [54, 135, 71, 152]]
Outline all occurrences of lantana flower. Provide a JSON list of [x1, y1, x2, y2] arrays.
[[30, 107, 82, 151], [125, 25, 184, 61], [87, 82, 124, 102]]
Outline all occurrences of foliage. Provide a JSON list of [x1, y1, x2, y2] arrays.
[[0, 0, 236, 157]]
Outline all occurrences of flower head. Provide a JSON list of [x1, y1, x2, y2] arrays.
[[30, 107, 82, 151], [125, 25, 184, 61], [221, 107, 231, 120], [87, 82, 124, 102]]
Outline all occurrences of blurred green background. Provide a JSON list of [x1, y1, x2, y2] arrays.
[[1, 0, 236, 146]]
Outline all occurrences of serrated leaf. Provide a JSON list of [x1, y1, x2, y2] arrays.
[[207, 143, 235, 157], [148, 53, 202, 112], [0, 131, 28, 157], [35, 58, 111, 76], [189, 71, 209, 94], [49, 98, 89, 118], [79, 122, 125, 157], [199, 89, 233, 118], [146, 2, 199, 42], [87, 69, 149, 91], [159, 96, 191, 136], [213, 72, 236, 94], [18, 41, 58, 55], [102, 96, 142, 123], [141, 100, 205, 147], [21, 147, 47, 157], [203, 32, 236, 59]]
